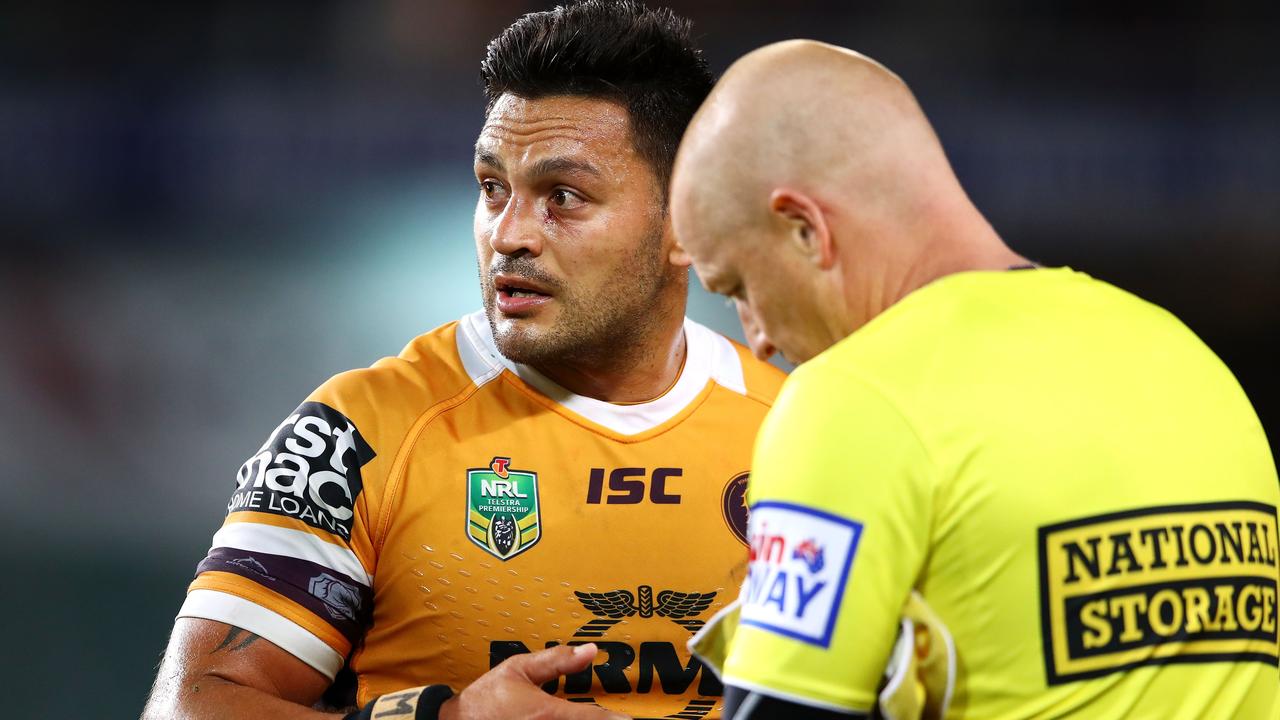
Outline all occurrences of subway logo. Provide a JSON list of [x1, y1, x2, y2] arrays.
[[1037, 501, 1279, 684]]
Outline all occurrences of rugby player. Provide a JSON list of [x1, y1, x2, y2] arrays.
[[141, 4, 785, 719], [671, 40, 1280, 719]]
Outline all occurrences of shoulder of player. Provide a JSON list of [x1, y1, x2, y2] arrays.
[[305, 319, 487, 455], [292, 318, 498, 548], [693, 323, 789, 408], [316, 320, 471, 399]]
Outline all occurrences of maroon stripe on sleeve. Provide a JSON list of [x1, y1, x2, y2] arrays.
[[196, 547, 372, 645]]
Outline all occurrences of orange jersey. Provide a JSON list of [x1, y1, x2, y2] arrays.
[[179, 311, 785, 718]]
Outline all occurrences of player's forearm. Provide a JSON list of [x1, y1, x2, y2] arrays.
[[141, 673, 345, 720]]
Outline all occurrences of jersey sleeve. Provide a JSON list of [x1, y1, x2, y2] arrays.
[[178, 382, 384, 680], [720, 361, 936, 714]]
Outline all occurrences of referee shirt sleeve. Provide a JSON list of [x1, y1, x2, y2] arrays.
[[720, 360, 936, 715]]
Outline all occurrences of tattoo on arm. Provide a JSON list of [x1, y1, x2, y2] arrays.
[[210, 626, 263, 654]]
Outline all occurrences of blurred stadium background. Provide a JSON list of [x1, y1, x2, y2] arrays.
[[2, 1, 1276, 716]]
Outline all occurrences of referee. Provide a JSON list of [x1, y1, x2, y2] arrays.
[[670, 40, 1279, 719]]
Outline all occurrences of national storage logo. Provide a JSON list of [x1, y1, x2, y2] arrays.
[[1037, 501, 1279, 684]]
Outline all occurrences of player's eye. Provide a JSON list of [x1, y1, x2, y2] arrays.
[[549, 187, 586, 211], [479, 179, 507, 202]]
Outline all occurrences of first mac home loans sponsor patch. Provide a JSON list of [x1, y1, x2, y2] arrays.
[[228, 402, 375, 539], [1038, 501, 1279, 684], [739, 501, 862, 648]]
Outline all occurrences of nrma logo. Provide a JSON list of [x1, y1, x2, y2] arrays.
[[740, 502, 863, 648]]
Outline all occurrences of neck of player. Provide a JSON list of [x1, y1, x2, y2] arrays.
[[533, 310, 689, 405]]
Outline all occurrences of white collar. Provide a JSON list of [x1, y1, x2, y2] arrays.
[[455, 310, 745, 436]]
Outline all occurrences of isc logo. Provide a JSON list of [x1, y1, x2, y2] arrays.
[[586, 468, 683, 505]]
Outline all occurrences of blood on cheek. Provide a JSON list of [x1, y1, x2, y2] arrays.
[[539, 201, 583, 239]]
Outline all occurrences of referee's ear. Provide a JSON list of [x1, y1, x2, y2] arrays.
[[768, 187, 835, 270], [669, 239, 694, 268]]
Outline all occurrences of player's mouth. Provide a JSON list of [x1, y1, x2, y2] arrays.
[[494, 274, 554, 315]]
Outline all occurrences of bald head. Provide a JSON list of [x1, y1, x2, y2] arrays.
[[671, 40, 1018, 362], [675, 40, 961, 246]]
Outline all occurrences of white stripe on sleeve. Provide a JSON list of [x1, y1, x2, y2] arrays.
[[178, 589, 345, 680], [211, 521, 371, 587]]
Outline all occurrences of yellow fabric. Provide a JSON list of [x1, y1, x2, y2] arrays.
[[907, 594, 953, 720], [688, 599, 742, 680], [878, 592, 954, 720], [878, 618, 926, 720], [190, 319, 785, 718], [721, 268, 1279, 719], [691, 592, 953, 720]]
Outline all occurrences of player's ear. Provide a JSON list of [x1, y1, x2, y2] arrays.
[[769, 188, 835, 270], [668, 239, 693, 268]]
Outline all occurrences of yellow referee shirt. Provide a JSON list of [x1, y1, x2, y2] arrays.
[[719, 268, 1278, 718]]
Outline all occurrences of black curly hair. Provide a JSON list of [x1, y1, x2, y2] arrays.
[[480, 0, 715, 191]]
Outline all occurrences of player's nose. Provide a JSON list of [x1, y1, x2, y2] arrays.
[[489, 196, 544, 257]]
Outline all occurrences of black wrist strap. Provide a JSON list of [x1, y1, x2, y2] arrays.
[[414, 685, 455, 719], [342, 684, 454, 720]]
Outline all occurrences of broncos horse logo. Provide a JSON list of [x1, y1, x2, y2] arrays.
[[572, 585, 717, 637], [489, 513, 518, 556]]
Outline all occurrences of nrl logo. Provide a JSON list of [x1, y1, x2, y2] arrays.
[[467, 457, 541, 561]]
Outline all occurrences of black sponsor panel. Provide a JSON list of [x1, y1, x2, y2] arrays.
[[228, 401, 375, 539], [197, 547, 372, 644], [1038, 501, 1280, 685], [1063, 576, 1278, 659]]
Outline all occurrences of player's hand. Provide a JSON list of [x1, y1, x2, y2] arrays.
[[438, 643, 630, 720]]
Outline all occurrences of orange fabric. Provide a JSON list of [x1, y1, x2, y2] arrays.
[[191, 320, 786, 717]]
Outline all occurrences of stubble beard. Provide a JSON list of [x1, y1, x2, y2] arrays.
[[481, 225, 677, 373]]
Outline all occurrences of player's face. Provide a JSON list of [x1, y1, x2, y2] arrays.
[[474, 94, 676, 367]]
